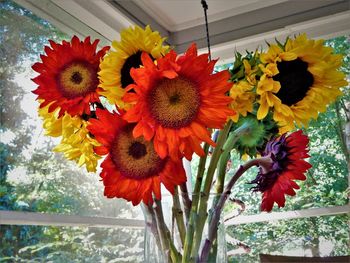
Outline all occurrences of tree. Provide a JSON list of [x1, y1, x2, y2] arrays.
[[1, 1, 144, 261], [226, 35, 349, 262], [0, 0, 62, 257]]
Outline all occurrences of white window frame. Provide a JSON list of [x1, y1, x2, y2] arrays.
[[2, 0, 348, 230]]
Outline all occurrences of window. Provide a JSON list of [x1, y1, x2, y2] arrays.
[[1, 0, 143, 261], [228, 214, 349, 262], [1, 0, 348, 262]]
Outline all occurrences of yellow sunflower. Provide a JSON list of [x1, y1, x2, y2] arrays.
[[229, 59, 258, 122], [38, 103, 62, 137], [98, 25, 170, 109], [229, 81, 255, 122], [243, 59, 258, 86], [257, 34, 347, 132], [39, 104, 101, 172], [53, 114, 101, 172]]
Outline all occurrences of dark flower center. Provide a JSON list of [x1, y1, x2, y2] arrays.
[[169, 93, 180, 104], [120, 51, 142, 88], [148, 77, 201, 129], [251, 135, 289, 192], [57, 60, 98, 98], [251, 172, 279, 193], [71, 71, 83, 84], [128, 141, 147, 159], [273, 58, 314, 106], [110, 125, 166, 180]]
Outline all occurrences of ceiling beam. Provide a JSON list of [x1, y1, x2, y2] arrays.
[[52, 0, 133, 41], [207, 10, 350, 65], [174, 0, 350, 53], [16, 0, 349, 63], [110, 0, 170, 42], [14, 0, 134, 45], [14, 0, 105, 41], [108, 0, 349, 62]]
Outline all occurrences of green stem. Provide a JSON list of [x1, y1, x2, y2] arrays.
[[179, 182, 192, 222], [207, 238, 218, 263], [191, 121, 232, 259], [173, 187, 186, 247], [182, 142, 210, 263], [208, 123, 251, 262], [215, 154, 231, 197], [143, 204, 163, 255], [210, 122, 254, 219], [199, 157, 272, 262], [154, 200, 182, 263], [153, 203, 171, 262], [205, 153, 230, 262]]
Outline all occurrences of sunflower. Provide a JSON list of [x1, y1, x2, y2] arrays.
[[98, 25, 170, 109], [32, 36, 109, 117], [251, 130, 312, 212], [229, 54, 259, 122], [38, 105, 101, 172], [257, 34, 347, 132], [229, 81, 255, 122], [231, 115, 276, 158], [87, 109, 186, 205], [123, 44, 234, 160], [38, 103, 63, 137]]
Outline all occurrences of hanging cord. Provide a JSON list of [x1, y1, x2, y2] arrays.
[[201, 0, 211, 61]]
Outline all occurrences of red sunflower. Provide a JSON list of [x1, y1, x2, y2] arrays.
[[32, 36, 109, 117], [251, 130, 312, 212], [123, 43, 234, 160], [87, 109, 186, 205]]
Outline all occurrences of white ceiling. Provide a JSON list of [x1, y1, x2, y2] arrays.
[[113, 0, 350, 54], [16, 0, 350, 64], [134, 0, 288, 31]]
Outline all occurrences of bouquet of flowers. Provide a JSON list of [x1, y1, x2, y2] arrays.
[[32, 25, 347, 262]]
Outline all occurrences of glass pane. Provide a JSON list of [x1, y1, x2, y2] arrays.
[[0, 225, 144, 262], [0, 0, 141, 219], [211, 35, 349, 215], [227, 214, 350, 263]]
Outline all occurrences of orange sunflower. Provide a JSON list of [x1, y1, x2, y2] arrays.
[[87, 109, 186, 205], [32, 36, 109, 117], [123, 44, 234, 160]]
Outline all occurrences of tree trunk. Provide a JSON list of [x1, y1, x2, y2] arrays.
[[344, 102, 350, 188]]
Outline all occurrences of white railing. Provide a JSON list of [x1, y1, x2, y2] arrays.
[[0, 210, 144, 229], [1, 205, 348, 228], [225, 204, 350, 226]]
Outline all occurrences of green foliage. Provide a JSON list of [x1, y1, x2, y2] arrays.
[[229, 214, 349, 263], [0, 0, 65, 66], [1, 0, 349, 261], [225, 35, 350, 262], [0, 0, 144, 261], [229, 51, 260, 82]]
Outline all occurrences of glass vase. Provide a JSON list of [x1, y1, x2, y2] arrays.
[[144, 221, 166, 263], [199, 212, 227, 263], [142, 197, 227, 263]]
